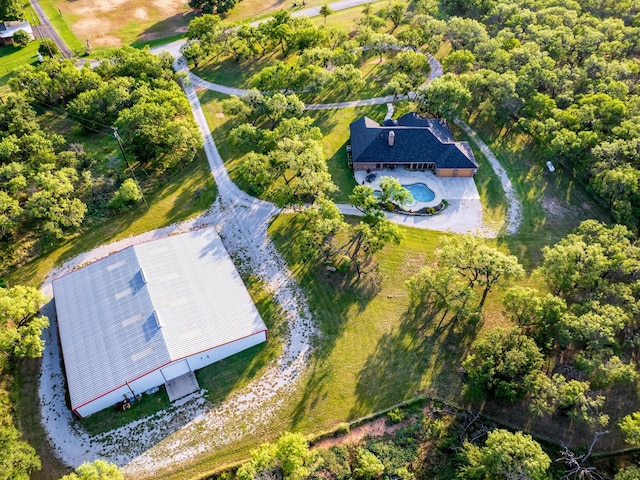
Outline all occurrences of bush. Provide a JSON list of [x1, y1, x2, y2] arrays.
[[39, 38, 60, 58], [353, 448, 384, 479], [387, 407, 405, 424], [12, 29, 30, 47], [109, 178, 143, 212], [336, 254, 352, 273], [335, 422, 350, 435]]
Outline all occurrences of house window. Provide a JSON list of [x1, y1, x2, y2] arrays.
[[453, 169, 459, 177], [376, 164, 381, 169]]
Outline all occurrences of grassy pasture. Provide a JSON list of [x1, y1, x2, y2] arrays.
[[52, 0, 193, 48], [0, 42, 40, 91]]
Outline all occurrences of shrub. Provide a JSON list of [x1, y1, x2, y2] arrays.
[[387, 407, 405, 424], [39, 38, 60, 58], [353, 448, 384, 479], [109, 178, 143, 212], [335, 422, 350, 435], [12, 29, 30, 47], [336, 254, 352, 273]]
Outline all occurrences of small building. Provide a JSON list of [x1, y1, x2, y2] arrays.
[[53, 227, 268, 418], [349, 113, 478, 177], [0, 21, 33, 45]]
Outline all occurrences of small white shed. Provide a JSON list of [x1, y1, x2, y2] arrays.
[[53, 227, 267, 418]]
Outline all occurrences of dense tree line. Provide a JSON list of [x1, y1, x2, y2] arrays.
[[1, 46, 204, 479], [406, 220, 640, 430], [414, 0, 640, 229], [1, 46, 203, 254]]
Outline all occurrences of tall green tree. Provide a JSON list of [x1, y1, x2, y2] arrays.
[[319, 5, 333, 25], [0, 285, 49, 363], [298, 198, 345, 261], [339, 188, 403, 279], [416, 74, 471, 119], [458, 429, 550, 480], [25, 166, 87, 239], [437, 235, 523, 309], [0, 0, 24, 20], [0, 422, 41, 480], [407, 266, 476, 327], [463, 327, 544, 400], [188, 0, 237, 15], [619, 411, 640, 447]]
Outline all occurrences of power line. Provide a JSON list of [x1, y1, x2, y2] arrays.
[[26, 98, 150, 211], [113, 126, 149, 210]]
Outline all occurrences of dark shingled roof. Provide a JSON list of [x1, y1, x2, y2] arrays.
[[350, 113, 477, 170]]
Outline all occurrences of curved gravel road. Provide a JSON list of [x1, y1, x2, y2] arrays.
[[38, 2, 521, 476]]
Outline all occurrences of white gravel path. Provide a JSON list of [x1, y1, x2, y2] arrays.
[[454, 118, 522, 234], [38, 9, 520, 475], [38, 58, 317, 478]]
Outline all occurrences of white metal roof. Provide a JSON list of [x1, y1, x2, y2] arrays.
[[53, 227, 267, 412], [0, 21, 33, 39]]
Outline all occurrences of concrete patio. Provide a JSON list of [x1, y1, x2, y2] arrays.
[[354, 167, 480, 209], [349, 167, 492, 236]]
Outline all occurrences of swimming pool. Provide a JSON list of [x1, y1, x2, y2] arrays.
[[403, 183, 435, 204]]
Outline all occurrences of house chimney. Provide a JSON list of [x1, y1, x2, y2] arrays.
[[388, 130, 395, 147]]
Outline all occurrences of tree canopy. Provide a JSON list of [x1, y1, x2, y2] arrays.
[[458, 429, 551, 480], [463, 327, 544, 400]]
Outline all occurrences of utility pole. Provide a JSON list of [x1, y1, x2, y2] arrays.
[[112, 127, 132, 170], [112, 127, 149, 210]]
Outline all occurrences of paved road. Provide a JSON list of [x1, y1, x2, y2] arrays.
[[29, 0, 73, 58]]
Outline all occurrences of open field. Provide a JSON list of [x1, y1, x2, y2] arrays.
[[52, 0, 193, 48], [0, 43, 40, 90]]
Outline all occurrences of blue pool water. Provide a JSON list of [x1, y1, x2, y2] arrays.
[[404, 183, 435, 203]]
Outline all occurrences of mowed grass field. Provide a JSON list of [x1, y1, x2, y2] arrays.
[[52, 0, 193, 48]]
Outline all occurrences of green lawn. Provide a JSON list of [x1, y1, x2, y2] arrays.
[[197, 90, 386, 204], [37, 0, 84, 54], [0, 42, 40, 90], [464, 118, 611, 270]]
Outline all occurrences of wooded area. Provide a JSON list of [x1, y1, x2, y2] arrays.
[[1, 0, 640, 477]]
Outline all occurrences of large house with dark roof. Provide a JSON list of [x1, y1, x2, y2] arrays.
[[349, 113, 478, 177]]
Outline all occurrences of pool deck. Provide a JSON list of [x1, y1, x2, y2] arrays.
[[350, 167, 494, 236], [355, 167, 480, 210]]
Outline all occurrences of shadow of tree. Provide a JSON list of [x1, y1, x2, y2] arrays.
[[134, 12, 195, 45], [350, 300, 480, 419]]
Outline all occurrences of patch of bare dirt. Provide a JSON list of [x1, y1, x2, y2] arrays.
[[542, 198, 573, 218], [93, 35, 123, 47], [312, 417, 404, 450], [66, 0, 191, 46], [134, 8, 150, 20]]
